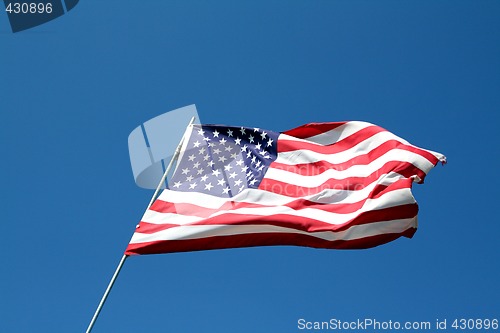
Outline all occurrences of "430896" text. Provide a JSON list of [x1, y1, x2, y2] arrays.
[[5, 2, 53, 14]]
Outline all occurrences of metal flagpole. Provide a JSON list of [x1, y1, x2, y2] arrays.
[[85, 116, 196, 333]]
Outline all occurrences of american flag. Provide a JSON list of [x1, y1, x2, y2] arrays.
[[125, 121, 445, 255]]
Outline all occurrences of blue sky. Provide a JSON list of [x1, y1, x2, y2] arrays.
[[1, 1, 499, 332]]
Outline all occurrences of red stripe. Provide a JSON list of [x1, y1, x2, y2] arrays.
[[260, 161, 426, 197], [135, 203, 418, 235], [282, 122, 347, 139], [279, 125, 383, 153], [125, 227, 416, 255]]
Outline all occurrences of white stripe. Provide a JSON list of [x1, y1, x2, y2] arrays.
[[425, 149, 446, 163], [141, 210, 201, 225], [157, 189, 230, 209], [268, 150, 434, 187], [130, 217, 417, 244], [141, 188, 416, 226]]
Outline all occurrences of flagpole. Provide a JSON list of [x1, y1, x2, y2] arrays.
[[85, 116, 196, 333]]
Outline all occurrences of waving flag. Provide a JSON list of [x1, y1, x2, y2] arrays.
[[125, 121, 445, 255]]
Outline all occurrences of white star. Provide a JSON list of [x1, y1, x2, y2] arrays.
[[188, 154, 196, 161], [212, 169, 221, 177], [249, 179, 258, 186], [213, 148, 221, 154], [246, 151, 252, 158], [197, 128, 205, 136], [240, 127, 246, 135], [225, 146, 233, 152], [230, 152, 238, 159], [255, 142, 262, 150], [241, 165, 249, 172], [217, 179, 226, 186], [234, 137, 241, 145], [219, 137, 227, 145], [229, 171, 237, 179], [227, 129, 233, 137], [189, 182, 197, 189], [251, 155, 257, 163], [253, 128, 260, 132], [186, 175, 194, 182], [248, 135, 255, 143], [203, 154, 210, 161], [260, 131, 267, 139], [234, 179, 243, 186], [207, 160, 215, 168], [239, 186, 245, 192], [193, 161, 200, 169], [267, 138, 273, 147], [204, 183, 213, 191], [197, 169, 204, 175], [241, 144, 248, 152], [222, 187, 230, 194], [193, 141, 201, 148], [213, 130, 219, 137], [224, 164, 233, 171], [182, 168, 190, 175], [258, 165, 265, 171], [218, 156, 227, 163], [198, 147, 206, 154], [236, 159, 244, 166], [208, 142, 215, 148], [201, 175, 208, 182], [173, 181, 182, 188], [255, 160, 262, 167], [203, 136, 210, 142]]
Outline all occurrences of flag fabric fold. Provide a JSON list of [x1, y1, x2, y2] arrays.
[[125, 121, 445, 255]]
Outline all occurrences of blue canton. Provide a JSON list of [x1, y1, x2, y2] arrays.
[[168, 125, 279, 197]]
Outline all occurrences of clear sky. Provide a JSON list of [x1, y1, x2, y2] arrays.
[[1, 1, 499, 332]]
